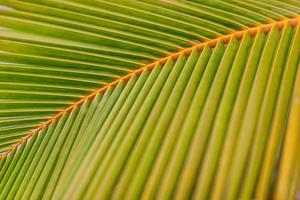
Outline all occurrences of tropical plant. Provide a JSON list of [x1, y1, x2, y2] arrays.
[[0, 0, 299, 199]]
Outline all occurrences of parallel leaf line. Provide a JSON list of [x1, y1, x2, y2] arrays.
[[0, 15, 299, 159]]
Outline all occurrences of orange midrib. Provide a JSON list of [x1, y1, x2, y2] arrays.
[[0, 16, 299, 159]]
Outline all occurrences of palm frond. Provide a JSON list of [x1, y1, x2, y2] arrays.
[[0, 0, 300, 199], [0, 0, 299, 150]]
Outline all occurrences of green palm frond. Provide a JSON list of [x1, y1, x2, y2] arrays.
[[0, 0, 299, 199], [0, 0, 299, 149]]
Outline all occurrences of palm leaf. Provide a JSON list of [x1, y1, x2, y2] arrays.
[[0, 0, 299, 199]]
